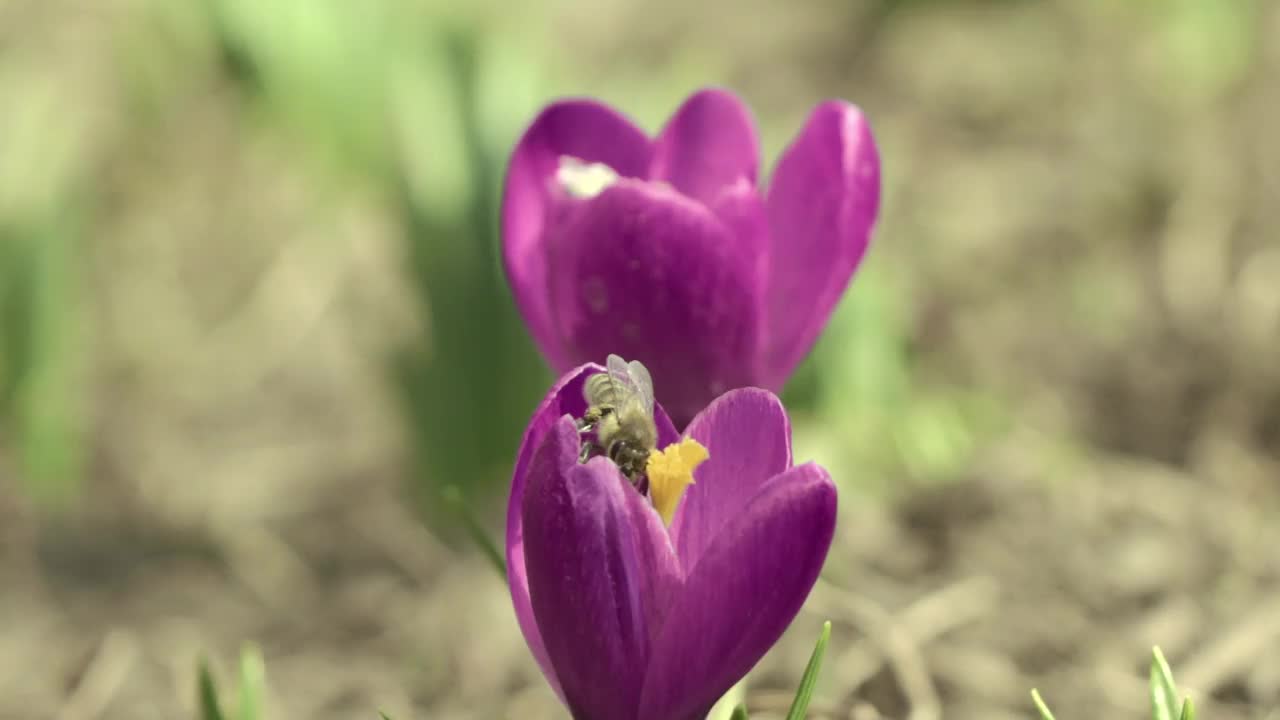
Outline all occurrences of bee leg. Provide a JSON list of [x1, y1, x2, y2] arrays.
[[576, 409, 602, 433]]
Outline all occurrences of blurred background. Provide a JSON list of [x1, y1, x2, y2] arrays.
[[1, 0, 1278, 718]]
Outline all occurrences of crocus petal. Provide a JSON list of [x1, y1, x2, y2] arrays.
[[670, 388, 792, 572], [638, 463, 837, 720], [763, 101, 880, 386], [507, 364, 678, 697], [502, 101, 652, 368], [710, 180, 769, 299], [523, 418, 683, 720], [649, 88, 760, 207], [545, 181, 763, 427]]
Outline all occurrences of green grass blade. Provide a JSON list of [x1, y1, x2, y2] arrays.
[[1150, 646, 1180, 720], [442, 485, 506, 579], [729, 704, 749, 720], [785, 620, 831, 720], [237, 644, 265, 720], [1030, 689, 1057, 720], [197, 657, 226, 720], [378, 713, 394, 720], [1179, 698, 1195, 720]]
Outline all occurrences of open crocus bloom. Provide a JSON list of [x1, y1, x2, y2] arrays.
[[507, 363, 837, 720], [502, 88, 881, 427]]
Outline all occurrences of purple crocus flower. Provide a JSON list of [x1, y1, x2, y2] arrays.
[[507, 363, 837, 720], [502, 88, 880, 426]]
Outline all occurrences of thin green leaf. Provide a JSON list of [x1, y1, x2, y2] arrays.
[[1150, 646, 1180, 720], [237, 645, 265, 720], [785, 621, 831, 720], [197, 657, 226, 720], [728, 704, 748, 720], [1179, 698, 1195, 720], [379, 713, 394, 720], [442, 485, 506, 578], [1030, 689, 1057, 720]]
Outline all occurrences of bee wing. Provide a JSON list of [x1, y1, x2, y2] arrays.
[[605, 354, 634, 394], [605, 354, 656, 417], [626, 360, 655, 417]]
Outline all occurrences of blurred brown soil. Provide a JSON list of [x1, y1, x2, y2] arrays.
[[4, 0, 1280, 719], [4, 442, 1280, 719]]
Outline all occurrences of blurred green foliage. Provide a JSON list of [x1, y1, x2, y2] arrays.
[[194, 0, 550, 527], [7, 0, 1258, 521], [1120, 0, 1259, 105], [0, 0, 1008, 518], [0, 63, 89, 505], [787, 260, 1007, 494], [0, 212, 86, 504], [186, 0, 1018, 509]]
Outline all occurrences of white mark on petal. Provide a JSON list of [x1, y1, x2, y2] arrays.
[[557, 156, 619, 199]]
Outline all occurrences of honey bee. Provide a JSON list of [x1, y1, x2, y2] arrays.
[[577, 354, 659, 486]]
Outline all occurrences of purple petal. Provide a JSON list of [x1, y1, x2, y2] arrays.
[[670, 388, 792, 573], [545, 180, 764, 427], [649, 88, 760, 207], [507, 364, 678, 697], [710, 180, 769, 301], [523, 418, 683, 720], [502, 100, 652, 369], [762, 101, 880, 386], [638, 464, 837, 720]]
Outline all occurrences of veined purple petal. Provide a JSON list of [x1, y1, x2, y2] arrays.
[[502, 101, 652, 369], [670, 388, 792, 573], [763, 101, 880, 387], [523, 418, 683, 720], [507, 364, 678, 698], [545, 180, 764, 427], [638, 464, 837, 720], [649, 88, 760, 208]]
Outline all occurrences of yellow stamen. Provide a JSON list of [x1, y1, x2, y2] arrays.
[[646, 438, 709, 526]]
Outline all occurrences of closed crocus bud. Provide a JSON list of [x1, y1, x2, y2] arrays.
[[502, 88, 881, 427], [507, 362, 837, 720]]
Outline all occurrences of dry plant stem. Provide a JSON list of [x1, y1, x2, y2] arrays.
[[350, 495, 449, 585], [1179, 597, 1280, 695], [807, 576, 999, 720], [927, 644, 1026, 706], [848, 702, 884, 720], [214, 521, 317, 609], [56, 630, 138, 720]]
